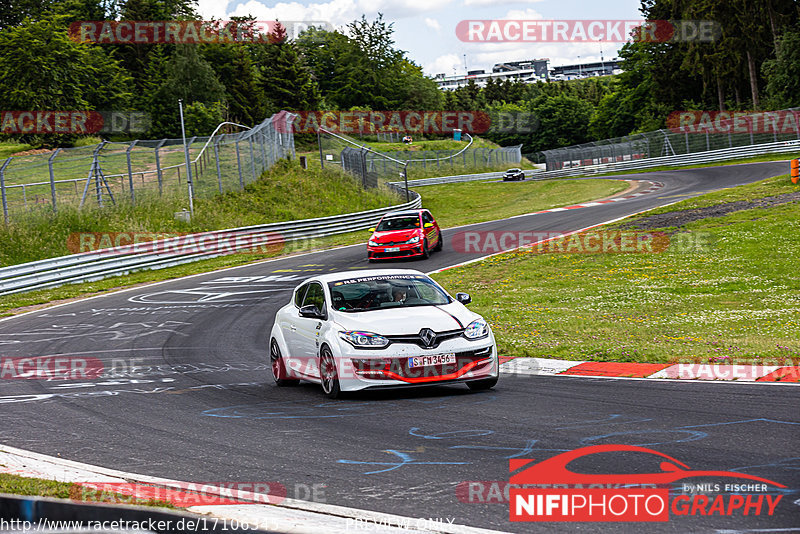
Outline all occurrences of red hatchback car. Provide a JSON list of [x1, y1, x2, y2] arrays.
[[367, 209, 443, 261]]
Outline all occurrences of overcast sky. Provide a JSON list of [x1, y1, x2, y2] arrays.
[[196, 0, 643, 75]]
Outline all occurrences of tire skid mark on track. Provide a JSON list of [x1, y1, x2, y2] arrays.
[[0, 161, 796, 534]]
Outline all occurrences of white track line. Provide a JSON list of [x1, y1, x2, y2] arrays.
[[0, 444, 510, 534]]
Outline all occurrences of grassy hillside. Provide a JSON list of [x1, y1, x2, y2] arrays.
[[0, 159, 401, 266], [432, 174, 800, 364]]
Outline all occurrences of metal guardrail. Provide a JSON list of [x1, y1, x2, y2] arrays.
[[0, 192, 421, 297], [392, 169, 540, 188], [541, 107, 800, 172], [4, 136, 792, 298], [396, 140, 797, 187], [537, 139, 800, 178]]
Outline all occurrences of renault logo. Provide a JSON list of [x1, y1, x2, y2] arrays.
[[419, 328, 437, 348]]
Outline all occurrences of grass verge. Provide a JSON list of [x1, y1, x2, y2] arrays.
[[571, 151, 800, 179], [0, 178, 630, 316], [431, 174, 800, 365], [0, 473, 175, 509], [418, 178, 628, 228], [0, 141, 35, 159], [0, 159, 401, 266]]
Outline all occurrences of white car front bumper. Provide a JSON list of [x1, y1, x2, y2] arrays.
[[334, 336, 498, 392]]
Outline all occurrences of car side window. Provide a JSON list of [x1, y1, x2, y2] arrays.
[[422, 211, 433, 224], [294, 284, 309, 307], [302, 282, 326, 311]]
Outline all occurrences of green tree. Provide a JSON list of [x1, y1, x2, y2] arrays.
[[763, 25, 800, 108], [0, 14, 131, 144], [0, 0, 59, 29], [202, 41, 264, 125], [254, 22, 320, 113], [529, 93, 594, 152], [395, 59, 443, 110], [184, 101, 224, 136], [116, 0, 198, 109], [147, 44, 226, 138]]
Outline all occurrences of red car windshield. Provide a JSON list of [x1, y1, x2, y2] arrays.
[[376, 216, 420, 231]]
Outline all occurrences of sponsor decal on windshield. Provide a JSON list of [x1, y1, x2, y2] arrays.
[[332, 274, 427, 286]]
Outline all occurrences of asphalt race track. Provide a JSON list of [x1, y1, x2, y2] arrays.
[[1, 161, 798, 533]]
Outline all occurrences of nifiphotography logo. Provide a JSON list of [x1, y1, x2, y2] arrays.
[[508, 444, 786, 522]]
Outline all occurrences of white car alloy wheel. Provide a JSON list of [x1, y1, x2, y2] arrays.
[[319, 346, 341, 399], [270, 339, 298, 387]]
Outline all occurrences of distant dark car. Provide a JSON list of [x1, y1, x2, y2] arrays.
[[503, 168, 525, 181]]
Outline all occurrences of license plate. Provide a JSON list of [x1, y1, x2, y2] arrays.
[[385, 247, 400, 252], [409, 353, 456, 368]]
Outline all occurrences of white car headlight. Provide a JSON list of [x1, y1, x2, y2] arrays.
[[339, 331, 390, 349], [368, 239, 378, 246], [464, 319, 489, 340], [403, 235, 420, 244]]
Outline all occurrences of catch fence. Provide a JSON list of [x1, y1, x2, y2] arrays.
[[541, 108, 800, 171], [0, 112, 296, 223]]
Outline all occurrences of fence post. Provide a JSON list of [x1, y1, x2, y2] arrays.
[[126, 140, 138, 205], [318, 130, 324, 169], [187, 136, 197, 187], [93, 145, 103, 207], [48, 148, 60, 212], [259, 131, 268, 171], [248, 137, 257, 183], [235, 140, 244, 189], [214, 139, 223, 194], [360, 148, 368, 188], [154, 139, 166, 195], [0, 157, 11, 225]]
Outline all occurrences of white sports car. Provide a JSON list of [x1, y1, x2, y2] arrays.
[[269, 269, 499, 398]]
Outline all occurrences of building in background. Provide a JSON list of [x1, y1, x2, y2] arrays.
[[434, 59, 549, 91], [434, 58, 622, 90], [549, 59, 622, 80]]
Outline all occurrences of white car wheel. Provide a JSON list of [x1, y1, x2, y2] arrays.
[[319, 346, 341, 399], [270, 339, 298, 387]]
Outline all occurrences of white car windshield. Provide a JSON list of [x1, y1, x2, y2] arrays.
[[328, 274, 451, 312]]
